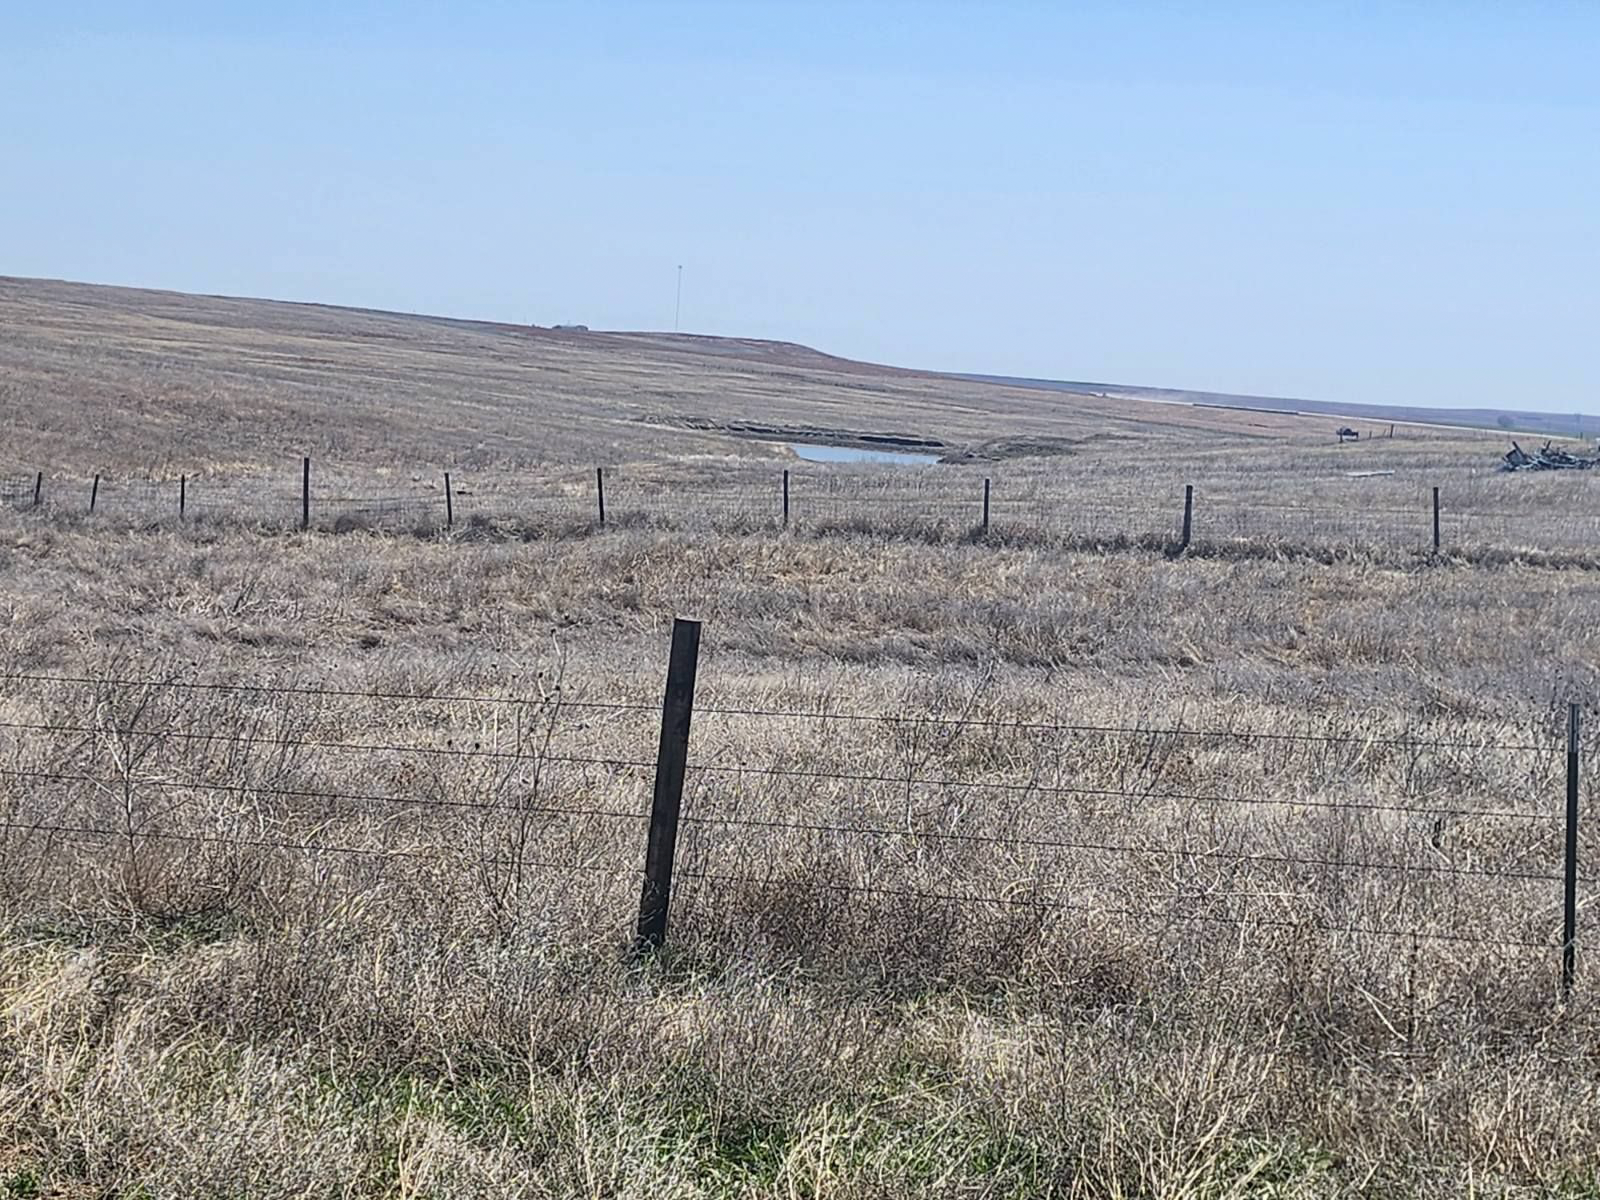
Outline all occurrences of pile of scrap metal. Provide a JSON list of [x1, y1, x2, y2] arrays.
[[1502, 441, 1600, 472]]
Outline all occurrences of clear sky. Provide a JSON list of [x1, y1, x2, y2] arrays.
[[3, 2, 1596, 409]]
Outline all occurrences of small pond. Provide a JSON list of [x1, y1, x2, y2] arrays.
[[790, 442, 941, 466]]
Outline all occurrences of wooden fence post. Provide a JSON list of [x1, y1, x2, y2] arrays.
[[301, 457, 311, 531], [179, 475, 186, 521], [1564, 703, 1581, 1000], [444, 472, 453, 528], [596, 467, 606, 527], [32, 472, 41, 508], [1432, 486, 1440, 552], [635, 616, 702, 953], [1181, 484, 1193, 549], [90, 474, 100, 514], [982, 478, 991, 532], [783, 469, 790, 527]]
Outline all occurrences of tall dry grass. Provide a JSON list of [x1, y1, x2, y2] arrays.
[[3, 511, 1600, 1195], [12, 425, 1600, 562]]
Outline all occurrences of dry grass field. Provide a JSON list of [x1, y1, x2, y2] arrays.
[[10, 277, 1600, 559], [3, 278, 1600, 1197], [1, 276, 1342, 476]]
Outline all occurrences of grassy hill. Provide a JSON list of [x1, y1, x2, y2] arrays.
[[961, 372, 1600, 439], [3, 275, 1397, 476]]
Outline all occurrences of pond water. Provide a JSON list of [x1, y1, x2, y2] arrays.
[[789, 442, 941, 466]]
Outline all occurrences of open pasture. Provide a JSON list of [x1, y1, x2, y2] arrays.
[[2, 279, 1599, 1196]]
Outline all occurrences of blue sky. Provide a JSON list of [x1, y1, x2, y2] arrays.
[[3, 2, 1596, 409]]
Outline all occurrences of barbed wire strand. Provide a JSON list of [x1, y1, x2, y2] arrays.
[[0, 819, 1551, 952], [0, 718, 658, 769], [0, 673, 1559, 752], [683, 760, 1556, 820], [0, 766, 647, 822], [0, 725, 1555, 821], [2, 766, 1564, 882], [0, 818, 632, 878], [0, 672, 656, 714], [686, 708, 1553, 752], [671, 870, 1549, 950], [673, 810, 1563, 882]]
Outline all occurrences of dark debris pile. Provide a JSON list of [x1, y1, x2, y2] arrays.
[[1502, 441, 1599, 472]]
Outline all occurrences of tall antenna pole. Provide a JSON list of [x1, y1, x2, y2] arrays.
[[674, 264, 683, 332]]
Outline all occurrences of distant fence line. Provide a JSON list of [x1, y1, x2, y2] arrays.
[[6, 459, 1600, 555], [0, 625, 1591, 997]]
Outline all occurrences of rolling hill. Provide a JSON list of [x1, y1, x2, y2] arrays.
[[959, 373, 1599, 440]]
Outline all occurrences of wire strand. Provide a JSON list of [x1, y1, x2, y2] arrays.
[[672, 869, 1548, 950], [675, 811, 1561, 882], [0, 718, 657, 769], [0, 820, 1549, 951], [682, 760, 1553, 821], [2, 768, 1560, 882], [0, 674, 1557, 752], [0, 818, 633, 878], [0, 766, 647, 822], [684, 707, 1553, 752], [0, 672, 656, 714], [0, 725, 1554, 821]]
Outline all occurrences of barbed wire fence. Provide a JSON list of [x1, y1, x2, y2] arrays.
[[8, 458, 1600, 554], [0, 620, 1590, 996]]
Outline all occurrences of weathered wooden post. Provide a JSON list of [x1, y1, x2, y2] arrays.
[[1564, 703, 1581, 999], [634, 617, 702, 952]]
